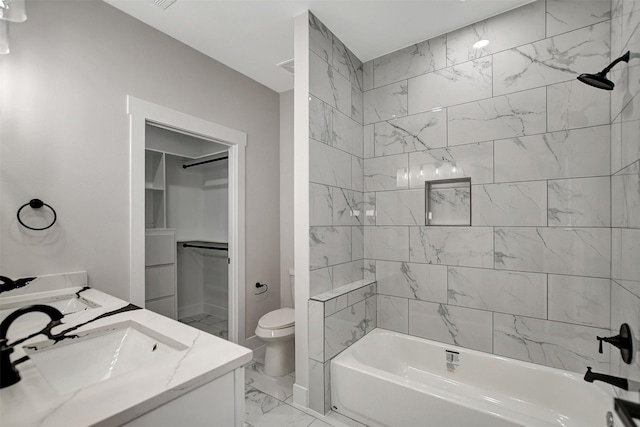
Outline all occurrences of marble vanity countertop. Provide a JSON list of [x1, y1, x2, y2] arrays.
[[0, 282, 252, 427]]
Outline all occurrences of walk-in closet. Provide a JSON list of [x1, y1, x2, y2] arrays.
[[144, 124, 230, 339]]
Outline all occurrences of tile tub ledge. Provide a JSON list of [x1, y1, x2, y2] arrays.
[[0, 285, 252, 427]]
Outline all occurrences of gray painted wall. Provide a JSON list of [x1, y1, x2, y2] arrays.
[[0, 0, 281, 339]]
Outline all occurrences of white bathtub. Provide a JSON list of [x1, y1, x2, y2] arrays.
[[331, 329, 619, 427]]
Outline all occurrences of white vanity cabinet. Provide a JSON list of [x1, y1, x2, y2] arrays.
[[123, 369, 245, 427], [145, 228, 177, 319]]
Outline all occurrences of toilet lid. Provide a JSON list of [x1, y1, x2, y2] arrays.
[[258, 308, 295, 329]]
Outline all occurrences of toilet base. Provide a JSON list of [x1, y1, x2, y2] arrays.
[[264, 338, 295, 377]]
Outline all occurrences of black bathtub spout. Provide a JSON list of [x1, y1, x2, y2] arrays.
[[0, 304, 64, 389], [584, 367, 629, 391]]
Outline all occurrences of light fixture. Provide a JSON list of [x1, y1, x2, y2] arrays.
[[472, 39, 490, 49], [420, 161, 465, 180]]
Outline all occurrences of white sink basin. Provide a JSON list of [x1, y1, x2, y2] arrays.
[[24, 321, 188, 394]]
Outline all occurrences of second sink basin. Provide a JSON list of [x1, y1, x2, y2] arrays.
[[24, 321, 188, 394]]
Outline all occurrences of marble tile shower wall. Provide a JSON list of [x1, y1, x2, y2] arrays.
[[609, 0, 640, 389], [361, 0, 627, 375], [308, 12, 368, 415], [308, 13, 365, 297]]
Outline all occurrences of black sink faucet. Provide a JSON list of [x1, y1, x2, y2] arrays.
[[0, 304, 64, 388]]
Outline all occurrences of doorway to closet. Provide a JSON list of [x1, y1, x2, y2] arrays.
[[128, 96, 247, 346], [145, 124, 231, 339]]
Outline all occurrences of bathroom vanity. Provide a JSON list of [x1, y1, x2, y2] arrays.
[[0, 272, 252, 427]]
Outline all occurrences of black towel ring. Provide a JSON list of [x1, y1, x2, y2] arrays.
[[17, 199, 57, 231]]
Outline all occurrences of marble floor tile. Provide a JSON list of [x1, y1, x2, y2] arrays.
[[245, 387, 317, 427], [179, 314, 229, 340], [245, 361, 296, 402], [243, 361, 362, 427]]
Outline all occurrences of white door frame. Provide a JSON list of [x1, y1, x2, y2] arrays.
[[127, 96, 246, 345]]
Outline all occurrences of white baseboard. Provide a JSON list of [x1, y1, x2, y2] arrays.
[[203, 302, 228, 319], [178, 302, 228, 321], [293, 383, 309, 408], [178, 303, 204, 320]]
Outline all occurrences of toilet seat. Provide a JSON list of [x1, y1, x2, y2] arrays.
[[258, 307, 294, 330]]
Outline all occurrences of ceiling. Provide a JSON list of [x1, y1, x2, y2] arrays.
[[103, 0, 532, 93]]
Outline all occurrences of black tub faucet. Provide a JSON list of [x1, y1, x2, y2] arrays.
[[597, 323, 634, 364], [584, 367, 630, 391], [0, 304, 64, 388]]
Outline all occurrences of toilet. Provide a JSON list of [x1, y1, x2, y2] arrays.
[[255, 269, 295, 377]]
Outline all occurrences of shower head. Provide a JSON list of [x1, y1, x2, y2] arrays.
[[577, 72, 615, 90], [577, 51, 631, 90]]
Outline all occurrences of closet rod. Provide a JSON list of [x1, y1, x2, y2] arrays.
[[182, 155, 228, 169], [182, 243, 228, 251]]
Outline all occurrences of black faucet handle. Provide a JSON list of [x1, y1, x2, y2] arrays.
[[596, 336, 604, 353]]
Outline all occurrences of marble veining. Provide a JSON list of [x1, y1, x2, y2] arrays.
[[364, 153, 408, 191], [547, 80, 610, 132], [446, 1, 545, 66], [375, 189, 424, 226], [547, 275, 611, 328], [309, 96, 332, 144], [332, 36, 363, 91], [352, 226, 364, 261], [376, 260, 447, 303], [310, 52, 352, 118], [333, 260, 365, 289], [309, 183, 332, 227], [364, 226, 410, 262], [374, 109, 447, 156], [408, 57, 492, 114], [408, 300, 493, 352], [494, 126, 611, 182], [309, 226, 352, 269], [448, 267, 547, 319], [373, 36, 446, 88], [409, 226, 493, 268], [546, 0, 611, 37], [493, 314, 610, 373], [377, 295, 409, 333], [548, 177, 611, 227], [325, 301, 367, 360], [472, 182, 547, 226], [0, 283, 251, 427], [493, 21, 611, 95], [612, 228, 640, 282], [612, 168, 640, 228], [309, 13, 332, 63], [310, 139, 352, 189], [331, 110, 362, 157], [428, 187, 471, 226], [494, 227, 611, 277], [363, 81, 408, 125], [333, 188, 363, 226], [448, 87, 546, 146]]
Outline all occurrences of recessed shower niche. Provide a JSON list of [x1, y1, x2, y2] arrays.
[[425, 177, 472, 226]]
